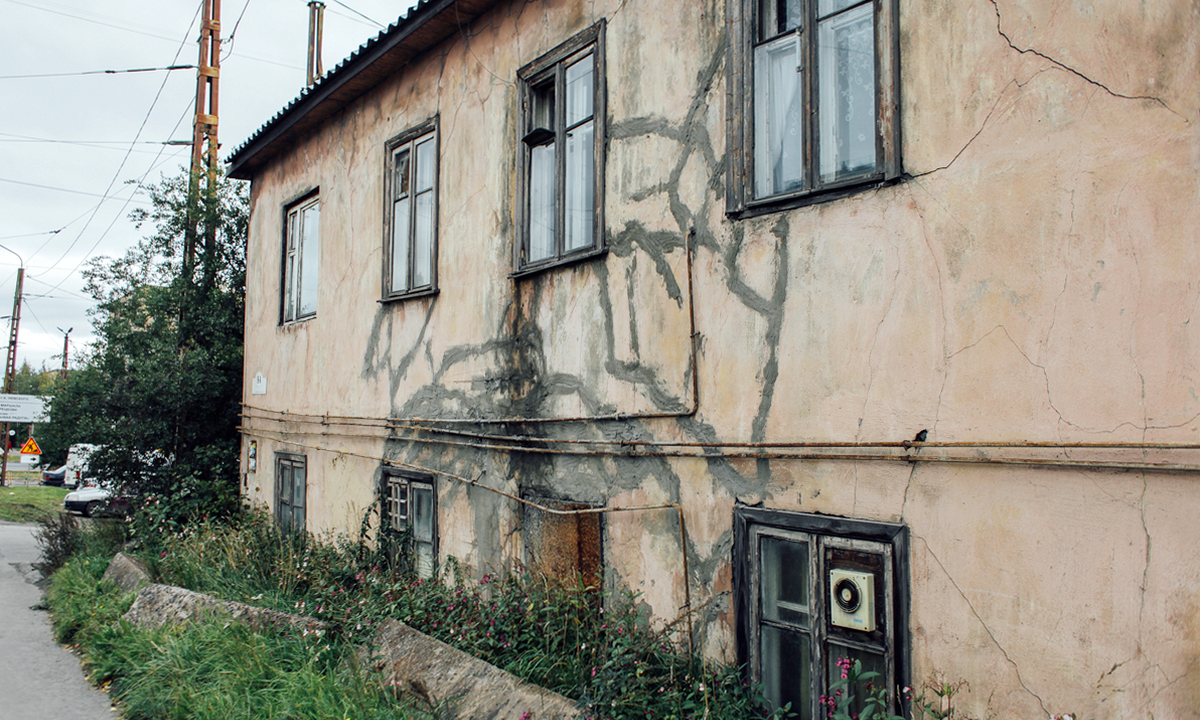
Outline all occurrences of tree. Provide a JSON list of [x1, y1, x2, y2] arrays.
[[43, 169, 248, 526]]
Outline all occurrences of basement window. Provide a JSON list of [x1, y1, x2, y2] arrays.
[[275, 453, 306, 533], [382, 469, 437, 578], [522, 495, 603, 589], [735, 507, 909, 718]]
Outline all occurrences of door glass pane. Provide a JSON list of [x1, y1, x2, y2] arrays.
[[412, 484, 433, 542], [762, 625, 812, 719], [564, 119, 594, 252], [415, 138, 435, 192], [298, 203, 320, 316], [528, 142, 555, 261], [826, 644, 888, 717], [761, 535, 810, 627], [414, 190, 433, 286], [754, 34, 805, 198], [818, 4, 875, 183], [391, 198, 410, 292], [279, 464, 292, 507], [565, 55, 594, 126]]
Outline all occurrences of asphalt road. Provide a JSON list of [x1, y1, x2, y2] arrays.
[[0, 522, 116, 720]]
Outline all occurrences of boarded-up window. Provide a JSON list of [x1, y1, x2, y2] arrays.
[[522, 496, 602, 589]]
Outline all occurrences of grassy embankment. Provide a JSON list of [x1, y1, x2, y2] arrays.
[[0, 485, 68, 523], [43, 510, 778, 720]]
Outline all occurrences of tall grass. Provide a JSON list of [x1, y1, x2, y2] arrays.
[[151, 511, 781, 720], [45, 539, 430, 720]]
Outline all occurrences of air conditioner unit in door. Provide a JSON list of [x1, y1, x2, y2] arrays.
[[830, 569, 875, 632]]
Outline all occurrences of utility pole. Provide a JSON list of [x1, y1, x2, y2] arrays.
[[57, 326, 72, 380], [1, 267, 24, 487], [307, 1, 326, 87], [184, 0, 222, 279]]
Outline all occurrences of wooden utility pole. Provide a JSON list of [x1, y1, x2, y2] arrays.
[[185, 0, 222, 277], [58, 326, 72, 380], [1, 267, 24, 487], [307, 1, 326, 87]]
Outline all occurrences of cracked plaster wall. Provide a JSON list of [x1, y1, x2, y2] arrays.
[[239, 0, 1200, 717]]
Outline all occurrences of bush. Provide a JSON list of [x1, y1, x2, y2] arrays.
[[35, 513, 129, 575]]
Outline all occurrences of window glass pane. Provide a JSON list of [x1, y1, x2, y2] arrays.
[[412, 484, 433, 542], [293, 463, 306, 508], [754, 34, 805, 198], [564, 119, 594, 253], [414, 191, 433, 287], [826, 644, 888, 718], [759, 0, 803, 40], [761, 535, 810, 627], [818, 4, 875, 183], [394, 149, 410, 199], [528, 142, 556, 262], [298, 203, 320, 316], [762, 625, 812, 719], [565, 55, 594, 127], [817, 0, 860, 17], [391, 197, 410, 292], [415, 540, 435, 579], [532, 82, 555, 132], [284, 212, 298, 321], [415, 138, 435, 193]]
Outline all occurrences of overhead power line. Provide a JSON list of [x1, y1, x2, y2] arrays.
[[326, 0, 385, 28], [0, 176, 150, 203], [0, 64, 195, 80]]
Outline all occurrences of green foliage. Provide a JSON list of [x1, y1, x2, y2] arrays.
[[35, 511, 129, 574], [822, 658, 905, 720], [909, 677, 979, 720], [39, 169, 248, 525], [152, 511, 783, 720]]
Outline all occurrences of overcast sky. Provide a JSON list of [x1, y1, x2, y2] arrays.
[[1, 0, 419, 374]]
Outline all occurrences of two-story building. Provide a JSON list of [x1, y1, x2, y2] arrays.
[[228, 0, 1200, 716]]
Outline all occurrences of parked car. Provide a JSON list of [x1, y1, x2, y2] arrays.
[[40, 464, 68, 486], [63, 483, 128, 518]]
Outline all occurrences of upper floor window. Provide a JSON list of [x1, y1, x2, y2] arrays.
[[727, 0, 899, 216], [282, 193, 319, 322], [385, 119, 438, 299], [515, 22, 606, 274]]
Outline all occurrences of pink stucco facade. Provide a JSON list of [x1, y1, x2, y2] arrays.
[[233, 0, 1200, 716]]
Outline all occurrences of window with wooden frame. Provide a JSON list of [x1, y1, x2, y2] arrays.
[[734, 507, 909, 719], [727, 0, 899, 217], [382, 469, 437, 578], [275, 453, 306, 533], [282, 192, 320, 322], [515, 22, 606, 274], [384, 119, 438, 299]]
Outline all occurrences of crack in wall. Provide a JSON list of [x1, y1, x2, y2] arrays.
[[987, 0, 1186, 121], [917, 534, 1051, 716]]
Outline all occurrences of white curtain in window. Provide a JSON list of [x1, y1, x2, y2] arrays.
[[754, 34, 805, 198]]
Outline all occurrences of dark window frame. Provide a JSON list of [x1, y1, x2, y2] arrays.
[[280, 188, 320, 323], [381, 468, 438, 578], [733, 507, 910, 719], [513, 21, 607, 277], [725, 0, 901, 219], [382, 117, 440, 301], [275, 452, 307, 533]]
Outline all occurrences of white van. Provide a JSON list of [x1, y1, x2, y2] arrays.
[[64, 443, 99, 489]]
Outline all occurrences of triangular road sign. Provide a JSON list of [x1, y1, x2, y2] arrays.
[[20, 438, 41, 454]]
